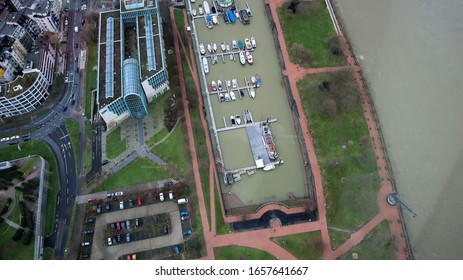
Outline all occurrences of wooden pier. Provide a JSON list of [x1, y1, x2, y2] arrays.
[[216, 118, 277, 133]]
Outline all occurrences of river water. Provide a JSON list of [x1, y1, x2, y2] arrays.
[[190, 0, 307, 205], [334, 0, 463, 259]]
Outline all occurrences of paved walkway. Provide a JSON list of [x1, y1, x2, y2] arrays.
[[171, 0, 409, 260]]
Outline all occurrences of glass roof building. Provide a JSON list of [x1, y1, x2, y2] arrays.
[[122, 58, 147, 119]]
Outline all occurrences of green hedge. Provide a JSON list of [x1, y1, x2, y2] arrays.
[[22, 230, 33, 245], [12, 228, 24, 241]]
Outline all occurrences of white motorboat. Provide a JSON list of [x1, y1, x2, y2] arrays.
[[211, 80, 217, 91], [251, 75, 256, 85], [245, 51, 253, 65], [232, 40, 238, 49], [235, 114, 241, 125], [203, 1, 210, 14], [235, 11, 240, 20], [263, 164, 275, 172], [224, 91, 231, 101], [217, 80, 223, 91], [218, 92, 225, 102], [212, 15, 218, 25], [232, 78, 238, 88], [249, 88, 255, 98], [221, 41, 226, 52], [239, 51, 246, 65], [205, 15, 213, 29], [199, 43, 206, 55], [192, 9, 197, 17], [226, 45, 230, 52], [251, 36, 256, 48], [245, 38, 252, 50], [230, 115, 236, 126], [230, 90, 236, 101], [198, 4, 204, 15], [207, 43, 212, 53], [243, 109, 253, 124], [212, 43, 217, 52], [202, 57, 209, 74], [226, 80, 231, 88]]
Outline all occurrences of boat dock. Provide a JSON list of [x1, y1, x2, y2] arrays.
[[202, 48, 254, 60], [217, 118, 277, 132]]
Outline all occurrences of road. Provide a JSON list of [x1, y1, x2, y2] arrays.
[[0, 0, 95, 259]]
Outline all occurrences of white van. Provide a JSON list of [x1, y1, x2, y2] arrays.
[[178, 198, 188, 204]]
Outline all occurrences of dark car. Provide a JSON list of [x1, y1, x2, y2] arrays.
[[163, 225, 168, 235], [110, 223, 116, 230], [105, 202, 111, 212], [183, 229, 192, 236], [86, 218, 94, 223], [84, 230, 94, 235], [164, 181, 173, 187], [116, 234, 121, 243], [62, 105, 68, 112], [128, 199, 134, 208], [75, 43, 78, 48], [96, 205, 102, 215], [80, 254, 89, 259], [126, 233, 131, 243], [121, 221, 126, 230]]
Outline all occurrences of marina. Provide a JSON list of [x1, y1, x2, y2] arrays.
[[187, 0, 308, 206]]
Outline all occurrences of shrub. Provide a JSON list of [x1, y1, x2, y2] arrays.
[[7, 197, 12, 204], [12, 228, 24, 241], [0, 205, 9, 215], [20, 217, 26, 227], [289, 43, 314, 68], [326, 35, 344, 57], [22, 230, 33, 245], [0, 217, 4, 224], [26, 210, 34, 230]]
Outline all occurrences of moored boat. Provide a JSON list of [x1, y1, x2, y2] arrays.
[[221, 41, 226, 52], [243, 110, 253, 124], [226, 44, 230, 52], [212, 54, 218, 64], [235, 11, 240, 20], [232, 78, 238, 88], [224, 91, 231, 101], [230, 115, 236, 126], [229, 90, 236, 101], [232, 40, 238, 49], [251, 75, 256, 85], [211, 80, 217, 91], [255, 74, 261, 87], [261, 121, 278, 160], [198, 4, 204, 15], [207, 43, 212, 53], [212, 15, 218, 25], [263, 164, 275, 172], [199, 43, 205, 55], [205, 15, 213, 29], [229, 53, 234, 61], [245, 38, 252, 50], [203, 1, 210, 14], [239, 89, 245, 98], [192, 9, 197, 17], [249, 88, 255, 98], [228, 10, 236, 23], [235, 114, 241, 125], [239, 51, 246, 65], [217, 80, 222, 91], [202, 57, 209, 74], [226, 80, 231, 88], [245, 51, 253, 64], [238, 40, 244, 50], [212, 42, 217, 52], [251, 36, 256, 48], [218, 92, 225, 102]]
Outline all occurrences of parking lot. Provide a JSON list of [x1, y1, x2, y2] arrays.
[[88, 201, 183, 259]]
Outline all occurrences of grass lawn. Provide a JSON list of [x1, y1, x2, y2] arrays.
[[145, 91, 173, 147], [65, 119, 80, 170], [174, 9, 185, 35], [298, 72, 379, 231], [8, 191, 22, 225], [91, 157, 171, 193], [328, 229, 352, 250], [215, 181, 228, 235], [20, 156, 39, 174], [151, 122, 191, 175], [85, 120, 92, 173], [0, 222, 34, 259], [278, 1, 346, 67], [105, 126, 126, 159], [64, 204, 77, 260], [214, 246, 277, 260], [271, 231, 323, 260], [0, 141, 59, 237], [42, 247, 54, 260], [148, 127, 169, 146], [85, 41, 98, 120], [339, 220, 396, 259]]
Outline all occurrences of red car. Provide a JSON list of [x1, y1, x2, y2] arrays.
[[127, 255, 132, 260], [116, 222, 121, 231], [137, 197, 142, 206]]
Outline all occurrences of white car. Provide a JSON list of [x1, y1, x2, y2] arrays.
[[115, 191, 123, 196], [159, 192, 164, 202], [168, 191, 173, 200], [119, 201, 124, 210], [107, 237, 112, 246]]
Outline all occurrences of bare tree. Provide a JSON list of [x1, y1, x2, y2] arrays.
[[287, 0, 300, 14]]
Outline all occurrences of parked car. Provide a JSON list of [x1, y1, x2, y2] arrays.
[[164, 181, 173, 187], [84, 230, 94, 235], [181, 215, 189, 221], [159, 193, 164, 202], [137, 197, 142, 206], [183, 229, 192, 235], [163, 225, 168, 235], [168, 191, 173, 200], [80, 254, 89, 259], [116, 235, 121, 243], [121, 221, 126, 230], [116, 222, 121, 231], [126, 220, 130, 229], [115, 191, 124, 196], [106, 193, 114, 198], [175, 245, 180, 254], [86, 218, 94, 223], [96, 205, 102, 215], [110, 223, 116, 230], [107, 237, 112, 246], [119, 201, 124, 210], [135, 218, 140, 227], [105, 202, 111, 212], [127, 255, 132, 260], [180, 211, 189, 216], [128, 199, 134, 208], [126, 233, 131, 243], [82, 242, 91, 247]]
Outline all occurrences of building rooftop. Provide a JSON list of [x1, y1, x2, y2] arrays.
[[0, 71, 39, 98]]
